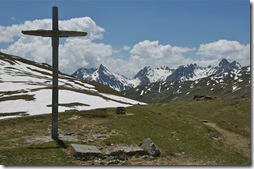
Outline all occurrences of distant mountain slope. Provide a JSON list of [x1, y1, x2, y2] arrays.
[[124, 65, 250, 103], [133, 66, 174, 85], [72, 64, 138, 91], [0, 52, 145, 119]]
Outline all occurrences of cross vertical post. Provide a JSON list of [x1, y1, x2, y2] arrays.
[[52, 6, 59, 139], [22, 6, 87, 140]]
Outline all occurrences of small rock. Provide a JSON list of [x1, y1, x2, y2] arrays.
[[200, 120, 209, 123], [116, 107, 126, 115], [64, 132, 74, 136], [211, 135, 222, 141]]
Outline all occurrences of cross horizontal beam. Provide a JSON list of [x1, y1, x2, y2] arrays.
[[22, 30, 87, 37]]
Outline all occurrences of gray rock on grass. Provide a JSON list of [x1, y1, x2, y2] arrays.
[[139, 138, 161, 157]]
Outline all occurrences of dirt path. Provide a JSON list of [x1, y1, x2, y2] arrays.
[[204, 122, 250, 158]]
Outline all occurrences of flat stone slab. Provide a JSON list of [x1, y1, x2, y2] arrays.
[[71, 144, 102, 160], [27, 134, 79, 145], [104, 145, 146, 156]]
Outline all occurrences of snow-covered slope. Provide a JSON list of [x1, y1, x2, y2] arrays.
[[0, 52, 145, 119]]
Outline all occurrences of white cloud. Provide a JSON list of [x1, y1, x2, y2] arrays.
[[100, 40, 195, 78], [59, 17, 105, 40], [59, 38, 113, 73], [128, 40, 194, 68], [0, 17, 104, 42], [0, 19, 51, 42], [1, 36, 52, 63], [197, 39, 250, 66], [122, 45, 131, 51], [0, 17, 110, 75]]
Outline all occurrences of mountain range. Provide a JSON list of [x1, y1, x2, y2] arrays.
[[0, 52, 145, 119], [72, 58, 245, 91], [124, 65, 250, 103]]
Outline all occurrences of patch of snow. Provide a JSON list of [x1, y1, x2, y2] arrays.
[[247, 66, 250, 71], [176, 89, 181, 94], [158, 84, 161, 93], [238, 79, 243, 82], [232, 85, 241, 92]]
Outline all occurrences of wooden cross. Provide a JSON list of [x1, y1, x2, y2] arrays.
[[22, 6, 87, 140]]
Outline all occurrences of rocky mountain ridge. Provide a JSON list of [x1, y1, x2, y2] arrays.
[[124, 65, 250, 103], [72, 59, 245, 92]]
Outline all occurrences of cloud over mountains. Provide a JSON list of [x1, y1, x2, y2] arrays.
[[0, 17, 250, 78]]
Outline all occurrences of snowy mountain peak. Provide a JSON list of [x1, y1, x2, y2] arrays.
[[156, 65, 171, 70], [231, 61, 242, 69], [98, 64, 108, 71], [133, 66, 174, 85], [138, 66, 152, 74], [72, 67, 96, 80], [72, 64, 136, 91]]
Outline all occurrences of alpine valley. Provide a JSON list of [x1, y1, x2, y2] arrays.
[[72, 59, 250, 103]]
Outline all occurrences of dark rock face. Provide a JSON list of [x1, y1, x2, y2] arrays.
[[215, 58, 241, 74], [193, 95, 213, 101], [133, 66, 152, 85], [166, 64, 197, 81]]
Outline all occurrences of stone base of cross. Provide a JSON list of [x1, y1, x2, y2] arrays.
[[22, 6, 87, 140]]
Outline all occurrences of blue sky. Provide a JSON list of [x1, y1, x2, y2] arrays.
[[0, 0, 250, 77]]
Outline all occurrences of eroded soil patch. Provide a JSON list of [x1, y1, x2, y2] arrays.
[[204, 122, 250, 158]]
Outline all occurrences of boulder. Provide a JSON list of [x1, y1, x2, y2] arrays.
[[116, 107, 125, 115], [138, 138, 161, 157]]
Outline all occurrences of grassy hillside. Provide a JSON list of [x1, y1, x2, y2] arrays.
[[0, 99, 250, 166]]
